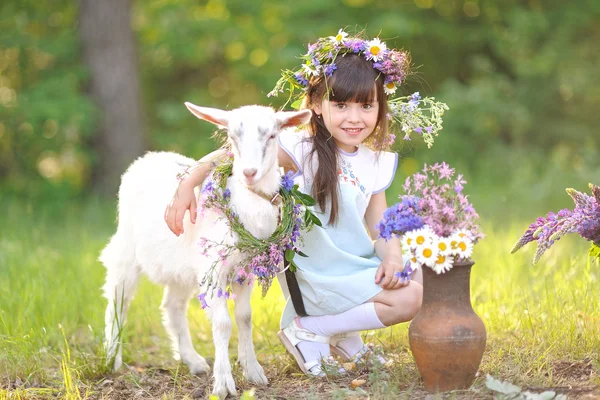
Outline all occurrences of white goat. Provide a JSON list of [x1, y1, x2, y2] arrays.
[[99, 103, 311, 398]]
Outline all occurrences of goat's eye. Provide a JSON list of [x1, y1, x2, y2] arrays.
[[268, 133, 276, 140]]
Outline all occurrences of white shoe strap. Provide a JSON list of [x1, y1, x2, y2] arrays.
[[294, 329, 330, 344]]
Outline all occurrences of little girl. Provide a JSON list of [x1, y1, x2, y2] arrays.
[[165, 31, 424, 376]]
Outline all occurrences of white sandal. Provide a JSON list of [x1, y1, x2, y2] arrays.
[[329, 331, 360, 360], [330, 333, 388, 366], [277, 317, 330, 376]]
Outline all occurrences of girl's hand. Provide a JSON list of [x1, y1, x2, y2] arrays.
[[164, 180, 197, 236], [375, 256, 408, 290]]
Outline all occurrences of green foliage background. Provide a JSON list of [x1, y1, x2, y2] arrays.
[[1, 1, 599, 394], [1, 0, 599, 214]]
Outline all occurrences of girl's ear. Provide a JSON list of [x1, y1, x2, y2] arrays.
[[184, 102, 229, 128], [276, 109, 312, 129], [313, 103, 322, 117]]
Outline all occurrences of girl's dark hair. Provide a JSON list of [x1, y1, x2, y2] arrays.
[[303, 54, 389, 225]]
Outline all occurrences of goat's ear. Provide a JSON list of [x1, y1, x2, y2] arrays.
[[276, 109, 312, 130], [185, 102, 229, 128]]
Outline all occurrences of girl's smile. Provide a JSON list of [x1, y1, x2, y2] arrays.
[[342, 127, 364, 136], [316, 99, 379, 152]]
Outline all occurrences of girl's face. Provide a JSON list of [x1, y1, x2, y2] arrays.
[[315, 99, 379, 153]]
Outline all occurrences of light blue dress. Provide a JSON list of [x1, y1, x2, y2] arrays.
[[278, 130, 398, 328]]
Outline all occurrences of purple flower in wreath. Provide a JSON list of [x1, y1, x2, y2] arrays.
[[202, 180, 215, 194], [324, 63, 337, 77], [197, 292, 209, 309], [281, 171, 295, 192], [294, 72, 308, 87]]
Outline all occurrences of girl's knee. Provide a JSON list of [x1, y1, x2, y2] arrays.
[[404, 283, 423, 320], [392, 282, 423, 324]]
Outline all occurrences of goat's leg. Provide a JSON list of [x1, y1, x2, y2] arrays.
[[102, 259, 140, 371], [206, 292, 237, 398], [233, 283, 268, 385], [161, 283, 209, 375]]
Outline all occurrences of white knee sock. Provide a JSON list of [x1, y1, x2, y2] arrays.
[[298, 302, 386, 337]]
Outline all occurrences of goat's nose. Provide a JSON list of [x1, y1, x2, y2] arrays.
[[243, 168, 257, 178]]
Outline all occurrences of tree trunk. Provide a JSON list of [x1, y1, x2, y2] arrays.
[[79, 0, 146, 196]]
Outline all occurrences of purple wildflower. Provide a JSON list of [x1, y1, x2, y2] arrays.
[[281, 171, 295, 192], [395, 263, 414, 283], [294, 72, 308, 87], [223, 188, 231, 200], [202, 180, 215, 193], [400, 163, 482, 239], [197, 293, 209, 309], [437, 162, 454, 180], [513, 184, 600, 263], [324, 63, 337, 77], [407, 99, 419, 112], [377, 196, 424, 240], [345, 39, 365, 53]]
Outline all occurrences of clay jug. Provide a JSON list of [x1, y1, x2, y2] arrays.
[[408, 260, 486, 392]]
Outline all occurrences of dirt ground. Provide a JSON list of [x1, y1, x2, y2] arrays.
[[4, 357, 598, 399]]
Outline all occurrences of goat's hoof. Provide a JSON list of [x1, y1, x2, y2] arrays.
[[212, 374, 237, 399], [243, 362, 268, 385], [187, 357, 210, 375]]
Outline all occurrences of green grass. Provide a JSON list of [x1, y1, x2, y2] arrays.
[[0, 193, 598, 399]]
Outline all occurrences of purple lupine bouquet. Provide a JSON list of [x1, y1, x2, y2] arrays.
[[511, 183, 600, 263], [377, 162, 483, 275]]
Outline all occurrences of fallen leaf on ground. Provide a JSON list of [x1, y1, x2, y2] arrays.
[[351, 379, 366, 389]]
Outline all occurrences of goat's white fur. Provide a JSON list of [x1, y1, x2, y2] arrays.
[[100, 104, 311, 398]]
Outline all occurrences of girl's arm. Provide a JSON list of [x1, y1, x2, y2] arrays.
[[365, 191, 407, 290], [165, 145, 297, 236], [164, 148, 229, 236]]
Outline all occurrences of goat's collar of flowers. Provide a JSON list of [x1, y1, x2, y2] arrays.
[[267, 28, 450, 149], [197, 160, 322, 301]]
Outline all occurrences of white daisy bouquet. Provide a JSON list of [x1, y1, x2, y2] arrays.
[[377, 163, 483, 274]]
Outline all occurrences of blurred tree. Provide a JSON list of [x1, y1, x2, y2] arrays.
[[79, 0, 146, 195]]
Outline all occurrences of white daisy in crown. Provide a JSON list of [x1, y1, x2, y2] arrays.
[[302, 63, 320, 77], [330, 29, 348, 44], [433, 253, 454, 274], [365, 38, 387, 61], [384, 81, 397, 95]]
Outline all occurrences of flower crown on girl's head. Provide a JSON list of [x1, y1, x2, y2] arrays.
[[268, 29, 449, 149]]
